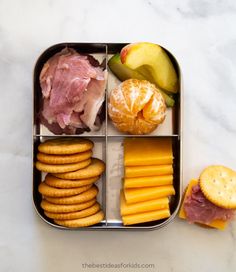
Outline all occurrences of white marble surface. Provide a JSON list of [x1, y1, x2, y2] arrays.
[[0, 0, 236, 271]]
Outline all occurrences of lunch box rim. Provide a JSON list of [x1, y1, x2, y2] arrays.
[[32, 42, 183, 231]]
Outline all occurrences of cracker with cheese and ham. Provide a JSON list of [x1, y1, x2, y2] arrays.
[[179, 166, 236, 230]]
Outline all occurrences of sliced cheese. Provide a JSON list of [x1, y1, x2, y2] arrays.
[[125, 164, 173, 178], [120, 190, 169, 216], [179, 179, 228, 230], [124, 138, 173, 166], [122, 209, 170, 225], [124, 175, 173, 188], [124, 185, 175, 204]]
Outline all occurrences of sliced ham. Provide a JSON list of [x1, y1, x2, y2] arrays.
[[39, 47, 106, 134], [76, 72, 107, 131], [184, 184, 234, 224]]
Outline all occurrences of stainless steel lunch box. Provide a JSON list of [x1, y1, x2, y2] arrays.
[[33, 43, 183, 230]]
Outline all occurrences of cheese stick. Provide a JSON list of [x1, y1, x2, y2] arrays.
[[122, 209, 170, 225], [124, 185, 175, 204], [120, 190, 169, 216], [124, 138, 173, 166], [124, 175, 173, 188], [125, 164, 173, 178]]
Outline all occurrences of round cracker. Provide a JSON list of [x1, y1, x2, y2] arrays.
[[41, 199, 96, 213], [44, 174, 100, 188], [54, 158, 105, 180], [200, 165, 236, 209], [45, 185, 98, 205], [38, 182, 92, 197], [54, 210, 104, 227], [38, 138, 93, 155], [37, 150, 92, 165], [44, 202, 100, 220], [35, 158, 91, 173]]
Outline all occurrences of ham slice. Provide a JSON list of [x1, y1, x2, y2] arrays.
[[39, 47, 106, 134], [76, 74, 107, 131], [184, 184, 234, 224]]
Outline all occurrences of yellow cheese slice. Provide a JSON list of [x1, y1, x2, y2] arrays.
[[120, 190, 169, 216], [124, 175, 173, 188], [122, 209, 170, 225], [124, 185, 175, 204], [125, 164, 173, 178], [179, 179, 228, 230], [124, 138, 173, 166]]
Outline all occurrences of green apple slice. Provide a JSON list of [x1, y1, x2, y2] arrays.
[[120, 42, 178, 93]]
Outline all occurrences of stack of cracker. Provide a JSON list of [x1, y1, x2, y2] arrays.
[[121, 138, 175, 225], [35, 138, 105, 227]]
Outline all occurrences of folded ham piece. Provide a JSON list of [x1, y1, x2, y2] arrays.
[[184, 184, 234, 224], [39, 47, 106, 134]]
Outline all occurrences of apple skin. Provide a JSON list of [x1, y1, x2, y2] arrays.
[[120, 43, 134, 64], [108, 53, 145, 82], [120, 42, 178, 93]]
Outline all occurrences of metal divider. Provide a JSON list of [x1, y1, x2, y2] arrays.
[[104, 43, 108, 227]]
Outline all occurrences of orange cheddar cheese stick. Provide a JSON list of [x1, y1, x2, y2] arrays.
[[124, 175, 173, 188], [124, 185, 175, 204], [122, 209, 170, 225], [120, 190, 169, 216], [125, 164, 173, 178], [124, 138, 173, 166]]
